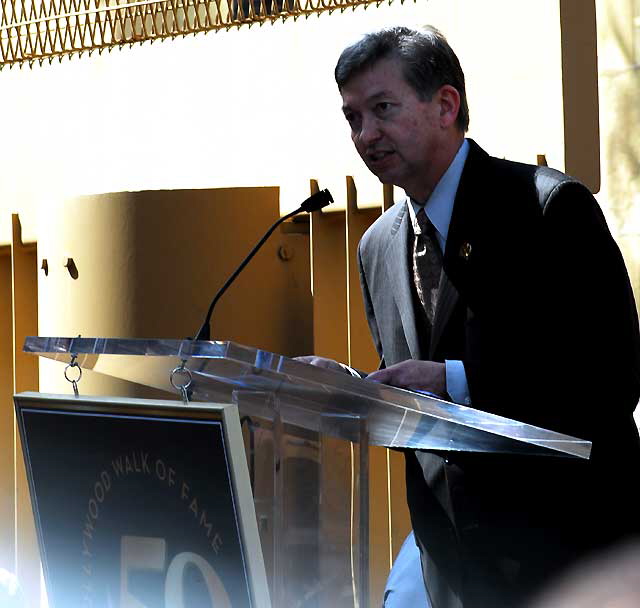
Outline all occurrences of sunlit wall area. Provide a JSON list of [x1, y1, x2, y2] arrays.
[[0, 0, 573, 239]]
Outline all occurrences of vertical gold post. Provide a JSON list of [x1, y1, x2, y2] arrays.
[[0, 245, 15, 573]]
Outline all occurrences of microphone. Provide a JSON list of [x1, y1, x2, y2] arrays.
[[193, 189, 333, 341]]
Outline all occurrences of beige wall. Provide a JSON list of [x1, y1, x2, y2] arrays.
[[0, 0, 587, 238]]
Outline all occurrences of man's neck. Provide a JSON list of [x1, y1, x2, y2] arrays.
[[407, 134, 465, 203]]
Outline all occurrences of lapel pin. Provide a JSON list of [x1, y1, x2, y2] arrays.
[[459, 241, 472, 261]]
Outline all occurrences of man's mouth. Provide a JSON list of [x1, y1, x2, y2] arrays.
[[367, 150, 394, 163]]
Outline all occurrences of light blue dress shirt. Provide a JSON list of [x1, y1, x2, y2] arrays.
[[406, 139, 471, 406], [383, 531, 430, 607]]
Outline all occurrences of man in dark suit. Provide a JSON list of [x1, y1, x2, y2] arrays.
[[306, 25, 640, 607]]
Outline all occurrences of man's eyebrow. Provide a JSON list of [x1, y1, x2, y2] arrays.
[[342, 89, 395, 113], [367, 89, 395, 102]]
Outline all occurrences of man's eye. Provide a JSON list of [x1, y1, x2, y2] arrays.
[[376, 102, 391, 113]]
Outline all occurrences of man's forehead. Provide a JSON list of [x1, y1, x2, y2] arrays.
[[340, 58, 407, 99]]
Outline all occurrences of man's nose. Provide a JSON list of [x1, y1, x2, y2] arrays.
[[359, 115, 382, 146]]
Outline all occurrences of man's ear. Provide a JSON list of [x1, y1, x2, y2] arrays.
[[437, 85, 461, 129]]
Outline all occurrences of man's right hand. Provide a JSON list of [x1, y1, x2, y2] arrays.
[[366, 359, 447, 397]]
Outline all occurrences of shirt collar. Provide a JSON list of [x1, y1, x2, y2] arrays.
[[407, 138, 469, 245]]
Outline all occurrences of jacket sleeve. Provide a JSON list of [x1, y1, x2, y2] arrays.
[[358, 239, 385, 369], [463, 181, 640, 443]]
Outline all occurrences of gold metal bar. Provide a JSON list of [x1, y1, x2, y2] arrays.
[[0, 0, 391, 66]]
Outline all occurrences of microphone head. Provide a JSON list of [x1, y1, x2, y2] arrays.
[[300, 189, 334, 213]]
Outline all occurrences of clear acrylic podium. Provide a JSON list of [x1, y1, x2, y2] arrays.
[[23, 336, 591, 607]]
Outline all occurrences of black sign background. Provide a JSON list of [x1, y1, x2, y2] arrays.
[[20, 405, 254, 608]]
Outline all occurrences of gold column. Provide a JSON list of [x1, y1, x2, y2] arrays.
[[0, 246, 15, 572], [560, 0, 600, 192]]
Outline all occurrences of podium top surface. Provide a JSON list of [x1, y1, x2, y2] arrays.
[[24, 336, 591, 459]]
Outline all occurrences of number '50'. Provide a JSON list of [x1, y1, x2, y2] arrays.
[[120, 536, 232, 607]]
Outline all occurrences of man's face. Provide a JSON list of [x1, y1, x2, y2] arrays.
[[340, 57, 448, 202]]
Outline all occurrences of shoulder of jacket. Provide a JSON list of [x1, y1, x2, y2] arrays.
[[488, 153, 587, 213], [359, 200, 407, 252], [532, 166, 588, 212]]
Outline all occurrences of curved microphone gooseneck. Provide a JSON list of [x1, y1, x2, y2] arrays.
[[193, 188, 334, 341]]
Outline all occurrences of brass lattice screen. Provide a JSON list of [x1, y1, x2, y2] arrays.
[[1, 0, 389, 68]]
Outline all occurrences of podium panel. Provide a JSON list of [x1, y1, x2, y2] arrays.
[[24, 337, 592, 459], [234, 390, 367, 607], [14, 392, 270, 608]]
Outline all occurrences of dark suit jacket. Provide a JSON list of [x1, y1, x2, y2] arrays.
[[357, 140, 640, 608]]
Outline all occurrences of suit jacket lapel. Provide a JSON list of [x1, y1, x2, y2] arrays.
[[429, 271, 459, 359], [384, 201, 422, 360], [429, 140, 487, 358]]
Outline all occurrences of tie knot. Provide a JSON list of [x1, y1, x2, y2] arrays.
[[416, 207, 436, 238]]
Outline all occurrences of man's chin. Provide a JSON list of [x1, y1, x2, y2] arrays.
[[367, 168, 396, 186]]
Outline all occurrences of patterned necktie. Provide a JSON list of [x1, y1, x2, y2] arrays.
[[413, 207, 443, 324]]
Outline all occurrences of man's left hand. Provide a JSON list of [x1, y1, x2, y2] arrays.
[[366, 360, 447, 398]]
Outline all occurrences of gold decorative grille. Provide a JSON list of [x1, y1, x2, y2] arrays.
[[0, 0, 388, 68]]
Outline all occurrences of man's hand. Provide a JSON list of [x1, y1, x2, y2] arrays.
[[366, 360, 447, 397], [295, 356, 355, 375]]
